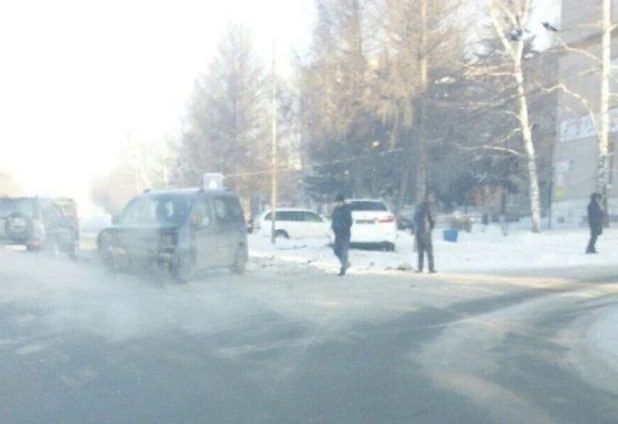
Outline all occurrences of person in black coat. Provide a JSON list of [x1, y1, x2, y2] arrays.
[[586, 192, 604, 254], [414, 192, 436, 273], [331, 194, 353, 276]]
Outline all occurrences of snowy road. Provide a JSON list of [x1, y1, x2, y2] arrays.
[[1, 248, 618, 423]]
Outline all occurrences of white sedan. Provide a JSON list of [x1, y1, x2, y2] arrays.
[[330, 199, 397, 251]]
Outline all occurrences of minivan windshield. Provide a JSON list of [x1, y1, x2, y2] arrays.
[[118, 193, 195, 225]]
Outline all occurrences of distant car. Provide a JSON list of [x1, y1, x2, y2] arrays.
[[346, 199, 397, 251], [256, 208, 330, 239], [97, 187, 248, 283], [0, 196, 79, 260], [397, 215, 415, 234]]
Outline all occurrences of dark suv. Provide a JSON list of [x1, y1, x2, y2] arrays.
[[97, 188, 248, 283], [0, 196, 79, 259]]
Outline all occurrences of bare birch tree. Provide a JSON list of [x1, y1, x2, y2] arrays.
[[482, 0, 543, 232], [598, 0, 611, 225]]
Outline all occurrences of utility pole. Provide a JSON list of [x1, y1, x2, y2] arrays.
[[416, 0, 428, 202], [599, 0, 611, 227], [270, 39, 278, 244]]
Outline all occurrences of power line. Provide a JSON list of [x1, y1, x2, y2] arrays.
[[224, 146, 406, 179]]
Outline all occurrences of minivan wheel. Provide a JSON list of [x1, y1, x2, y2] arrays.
[[231, 245, 247, 275], [171, 254, 193, 284], [274, 230, 289, 239]]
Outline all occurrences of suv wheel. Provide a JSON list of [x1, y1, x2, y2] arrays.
[[67, 245, 78, 261], [45, 238, 61, 259], [230, 245, 247, 275], [5, 212, 33, 244]]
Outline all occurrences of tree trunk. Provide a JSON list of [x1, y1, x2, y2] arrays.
[[396, 145, 411, 213], [415, 0, 428, 202], [599, 0, 611, 227], [353, 160, 365, 197], [514, 66, 542, 233]]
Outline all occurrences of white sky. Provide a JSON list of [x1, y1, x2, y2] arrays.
[[0, 0, 560, 216], [0, 0, 314, 214]]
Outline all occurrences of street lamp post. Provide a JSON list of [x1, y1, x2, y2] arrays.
[[270, 39, 278, 244]]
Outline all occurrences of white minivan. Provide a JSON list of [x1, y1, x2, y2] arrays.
[[256, 208, 330, 239]]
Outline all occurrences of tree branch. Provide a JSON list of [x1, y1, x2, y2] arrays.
[[454, 142, 524, 158]]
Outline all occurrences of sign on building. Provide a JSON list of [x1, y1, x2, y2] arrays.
[[559, 107, 618, 142], [554, 159, 574, 173]]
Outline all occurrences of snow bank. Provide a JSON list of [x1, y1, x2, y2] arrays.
[[250, 225, 618, 275]]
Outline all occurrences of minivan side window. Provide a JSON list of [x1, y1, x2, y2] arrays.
[[278, 211, 292, 221], [213, 198, 229, 223], [223, 197, 244, 223], [264, 211, 289, 221], [303, 211, 323, 222], [191, 199, 212, 228]]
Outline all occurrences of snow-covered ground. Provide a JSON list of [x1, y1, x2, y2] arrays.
[[251, 224, 618, 383], [7, 222, 618, 385], [250, 224, 618, 275], [588, 308, 618, 373]]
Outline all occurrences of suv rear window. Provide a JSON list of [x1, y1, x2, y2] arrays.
[[0, 198, 36, 218], [348, 201, 388, 212]]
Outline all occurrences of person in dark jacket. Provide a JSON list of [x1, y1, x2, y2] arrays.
[[331, 194, 353, 276], [414, 192, 436, 273], [586, 192, 604, 254]]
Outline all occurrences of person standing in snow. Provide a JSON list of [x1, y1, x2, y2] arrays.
[[331, 194, 353, 276], [586, 192, 604, 254], [414, 191, 436, 273]]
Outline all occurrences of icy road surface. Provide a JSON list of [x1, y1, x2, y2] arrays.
[[1, 247, 618, 423]]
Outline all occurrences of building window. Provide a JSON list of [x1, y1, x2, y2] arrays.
[[506, 192, 519, 208]]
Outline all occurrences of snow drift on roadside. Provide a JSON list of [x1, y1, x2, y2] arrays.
[[250, 226, 618, 275]]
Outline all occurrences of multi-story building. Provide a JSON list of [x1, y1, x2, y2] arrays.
[[552, 0, 618, 226]]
